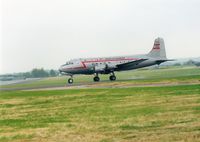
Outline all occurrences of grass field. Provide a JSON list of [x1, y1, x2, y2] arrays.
[[0, 66, 200, 142], [0, 85, 200, 142]]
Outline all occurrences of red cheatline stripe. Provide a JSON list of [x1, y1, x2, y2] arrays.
[[81, 61, 87, 68], [153, 47, 160, 50], [82, 58, 138, 63]]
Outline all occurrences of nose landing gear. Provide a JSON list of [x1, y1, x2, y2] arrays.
[[68, 78, 73, 84], [67, 75, 73, 84]]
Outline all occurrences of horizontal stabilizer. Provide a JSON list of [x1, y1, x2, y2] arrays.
[[156, 59, 175, 65]]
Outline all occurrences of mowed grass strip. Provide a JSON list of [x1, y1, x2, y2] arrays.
[[0, 84, 200, 142]]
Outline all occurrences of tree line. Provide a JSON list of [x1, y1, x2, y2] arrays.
[[23, 68, 59, 78], [0, 68, 59, 81]]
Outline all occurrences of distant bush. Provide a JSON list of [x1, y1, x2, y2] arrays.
[[31, 68, 49, 78], [49, 69, 57, 77], [173, 63, 181, 66], [183, 60, 195, 66], [0, 68, 59, 80]]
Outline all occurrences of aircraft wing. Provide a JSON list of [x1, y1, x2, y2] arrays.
[[116, 59, 148, 69]]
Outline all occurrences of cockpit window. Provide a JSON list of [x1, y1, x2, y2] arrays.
[[65, 62, 73, 65]]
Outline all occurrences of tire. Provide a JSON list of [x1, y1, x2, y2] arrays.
[[93, 76, 100, 82], [109, 75, 116, 81], [68, 78, 73, 84]]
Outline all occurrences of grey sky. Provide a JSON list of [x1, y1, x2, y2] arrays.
[[1, 0, 200, 74]]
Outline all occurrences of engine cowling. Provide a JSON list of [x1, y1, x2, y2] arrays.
[[93, 63, 117, 74], [106, 64, 117, 69], [94, 64, 106, 72]]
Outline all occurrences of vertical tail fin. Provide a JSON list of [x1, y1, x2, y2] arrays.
[[148, 37, 167, 59]]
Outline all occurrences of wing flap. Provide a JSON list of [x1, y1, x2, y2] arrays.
[[117, 59, 148, 68]]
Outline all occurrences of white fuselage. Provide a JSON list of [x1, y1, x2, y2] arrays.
[[59, 54, 157, 75]]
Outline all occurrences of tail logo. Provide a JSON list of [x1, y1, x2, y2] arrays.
[[153, 43, 160, 50]]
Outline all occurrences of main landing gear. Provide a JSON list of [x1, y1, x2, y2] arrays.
[[92, 72, 116, 82], [109, 72, 116, 81], [93, 73, 100, 82], [109, 75, 116, 81]]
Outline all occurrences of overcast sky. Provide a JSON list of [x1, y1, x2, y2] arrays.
[[0, 0, 200, 74]]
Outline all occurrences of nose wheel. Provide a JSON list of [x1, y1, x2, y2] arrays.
[[67, 78, 73, 84]]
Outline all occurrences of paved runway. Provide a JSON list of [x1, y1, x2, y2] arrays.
[[0, 78, 41, 86], [25, 82, 200, 91]]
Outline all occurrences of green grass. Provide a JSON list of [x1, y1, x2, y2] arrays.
[[1, 66, 200, 89], [0, 85, 200, 142], [0, 66, 200, 141]]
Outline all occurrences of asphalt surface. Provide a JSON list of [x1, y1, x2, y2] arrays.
[[0, 78, 41, 86], [24, 82, 200, 91]]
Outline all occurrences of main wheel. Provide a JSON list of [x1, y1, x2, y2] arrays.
[[109, 75, 116, 81], [93, 76, 100, 82], [68, 78, 73, 84]]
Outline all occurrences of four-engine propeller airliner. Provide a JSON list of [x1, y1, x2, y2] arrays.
[[59, 37, 172, 84]]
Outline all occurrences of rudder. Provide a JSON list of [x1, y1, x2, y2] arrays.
[[148, 37, 167, 59]]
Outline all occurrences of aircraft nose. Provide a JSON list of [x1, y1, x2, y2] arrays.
[[59, 66, 63, 73]]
